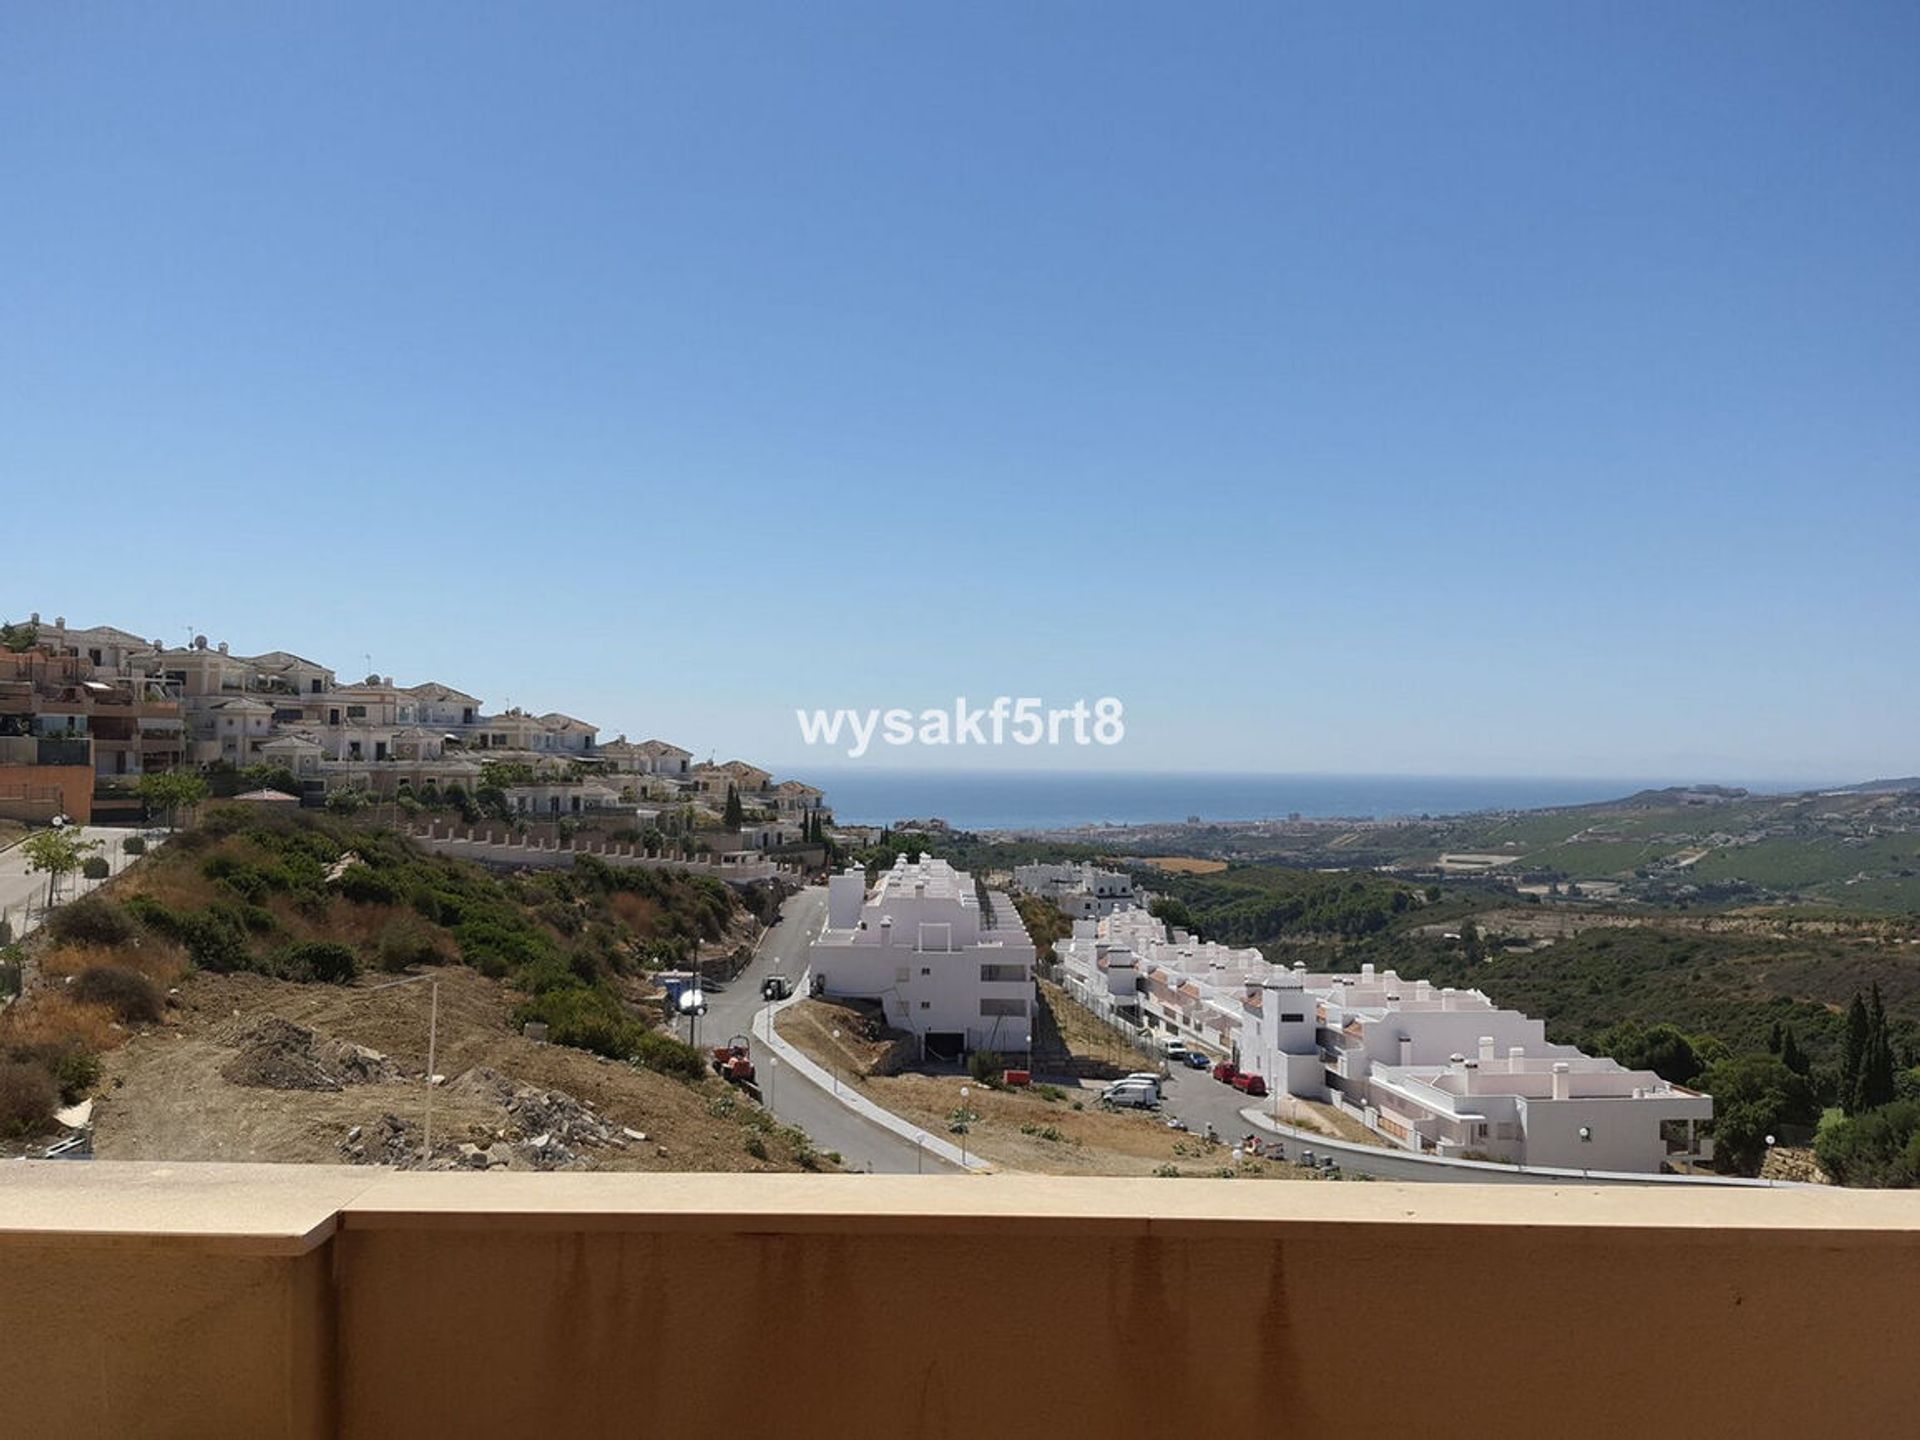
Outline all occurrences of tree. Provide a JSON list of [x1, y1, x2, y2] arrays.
[[1841, 991, 1870, 1114], [723, 783, 744, 830], [1861, 984, 1897, 1113], [1779, 1027, 1809, 1077], [0, 620, 39, 653], [134, 770, 209, 830], [1149, 896, 1196, 933], [20, 827, 102, 908], [1701, 1053, 1819, 1176]]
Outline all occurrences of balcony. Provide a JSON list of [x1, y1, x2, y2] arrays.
[[2, 1163, 1914, 1438]]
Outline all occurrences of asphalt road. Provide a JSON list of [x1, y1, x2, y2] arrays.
[[1150, 1066, 1483, 1183], [698, 885, 958, 1175]]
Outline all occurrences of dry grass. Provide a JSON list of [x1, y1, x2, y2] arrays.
[[0, 993, 128, 1056], [776, 998, 1318, 1180], [37, 939, 188, 988], [1133, 856, 1229, 875]]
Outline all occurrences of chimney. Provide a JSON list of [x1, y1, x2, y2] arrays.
[[1440, 987, 1457, 1011], [1508, 1046, 1525, 1068], [1398, 1035, 1413, 1065], [1361, 962, 1376, 980], [1551, 1062, 1571, 1101], [1478, 1036, 1495, 1062], [1449, 1052, 1467, 1071], [880, 916, 893, 947]]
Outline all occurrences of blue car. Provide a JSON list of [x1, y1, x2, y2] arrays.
[[1183, 1050, 1211, 1070]]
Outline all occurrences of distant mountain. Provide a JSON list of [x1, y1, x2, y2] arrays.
[[1831, 777, 1920, 794]]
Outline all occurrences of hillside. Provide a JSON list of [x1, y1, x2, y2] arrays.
[[0, 807, 827, 1171]]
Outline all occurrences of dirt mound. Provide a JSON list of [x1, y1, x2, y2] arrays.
[[219, 1016, 399, 1091]]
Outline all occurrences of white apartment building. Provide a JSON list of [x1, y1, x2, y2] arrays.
[[1057, 907, 1712, 1173], [1013, 861, 1139, 918], [809, 856, 1036, 1061]]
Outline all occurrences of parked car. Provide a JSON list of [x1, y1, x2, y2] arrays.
[[1183, 1050, 1212, 1070], [759, 975, 791, 1001], [1212, 1062, 1238, 1085], [1102, 1080, 1160, 1110], [1162, 1041, 1192, 1062], [1232, 1073, 1268, 1098]]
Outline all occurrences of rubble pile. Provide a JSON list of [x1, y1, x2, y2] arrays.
[[220, 1016, 398, 1092]]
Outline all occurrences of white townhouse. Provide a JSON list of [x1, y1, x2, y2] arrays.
[[1013, 862, 1139, 919], [809, 856, 1037, 1062], [1057, 908, 1712, 1173]]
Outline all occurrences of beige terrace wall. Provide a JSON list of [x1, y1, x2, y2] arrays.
[[3, 1165, 1917, 1439]]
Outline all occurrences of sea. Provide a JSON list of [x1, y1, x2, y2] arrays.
[[802, 770, 1819, 833]]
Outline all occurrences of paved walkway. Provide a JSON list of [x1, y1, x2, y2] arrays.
[[0, 826, 159, 944]]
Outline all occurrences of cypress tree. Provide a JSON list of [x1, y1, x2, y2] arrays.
[[1862, 983, 1897, 1111], [1842, 991, 1871, 1114], [1780, 1027, 1808, 1077]]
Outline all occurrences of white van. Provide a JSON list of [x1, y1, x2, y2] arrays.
[[1102, 1080, 1159, 1110]]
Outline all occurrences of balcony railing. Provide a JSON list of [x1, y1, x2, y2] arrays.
[[0, 1164, 1915, 1438]]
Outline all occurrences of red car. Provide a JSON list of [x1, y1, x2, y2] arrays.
[[1212, 1062, 1238, 1085], [1233, 1073, 1268, 1098]]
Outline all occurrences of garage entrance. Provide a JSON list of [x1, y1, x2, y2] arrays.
[[923, 1032, 965, 1063]]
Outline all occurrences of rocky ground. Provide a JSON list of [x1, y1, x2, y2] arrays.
[[88, 965, 826, 1172]]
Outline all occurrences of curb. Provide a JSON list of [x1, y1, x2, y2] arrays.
[[753, 977, 988, 1173], [1238, 1106, 1794, 1189]]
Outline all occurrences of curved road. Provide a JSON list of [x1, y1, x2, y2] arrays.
[[698, 886, 958, 1175]]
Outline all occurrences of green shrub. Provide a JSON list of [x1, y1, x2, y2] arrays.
[[275, 940, 359, 985], [81, 856, 110, 881], [0, 1061, 58, 1138], [743, 1133, 768, 1160], [45, 895, 138, 948], [129, 898, 254, 973], [632, 1027, 708, 1082], [69, 966, 165, 1023], [335, 865, 398, 905], [968, 1048, 1004, 1085], [376, 919, 446, 973], [122, 835, 146, 856]]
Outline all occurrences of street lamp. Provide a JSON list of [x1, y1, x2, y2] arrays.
[[765, 1051, 777, 1112], [1765, 1134, 1777, 1188], [831, 1027, 841, 1095]]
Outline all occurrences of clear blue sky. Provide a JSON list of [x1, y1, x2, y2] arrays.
[[3, 4, 1915, 781]]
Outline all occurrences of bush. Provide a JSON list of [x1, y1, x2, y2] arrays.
[[968, 1049, 1005, 1085], [275, 940, 359, 985], [128, 897, 253, 973], [743, 1133, 768, 1160], [335, 865, 398, 906], [81, 856, 110, 881], [631, 1026, 708, 1082], [376, 919, 446, 974], [69, 966, 165, 1024], [1815, 1100, 1920, 1187], [122, 835, 146, 856], [0, 1061, 59, 1138], [45, 895, 138, 948]]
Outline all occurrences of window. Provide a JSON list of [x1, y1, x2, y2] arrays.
[[1280, 1012, 1305, 1023], [920, 967, 931, 977], [919, 1001, 930, 1010], [980, 964, 1027, 984], [981, 998, 1027, 1017], [346, 705, 366, 719]]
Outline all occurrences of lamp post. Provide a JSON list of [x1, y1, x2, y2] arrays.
[[1765, 1133, 1776, 1187], [766, 1050, 777, 1113], [831, 1027, 841, 1095]]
